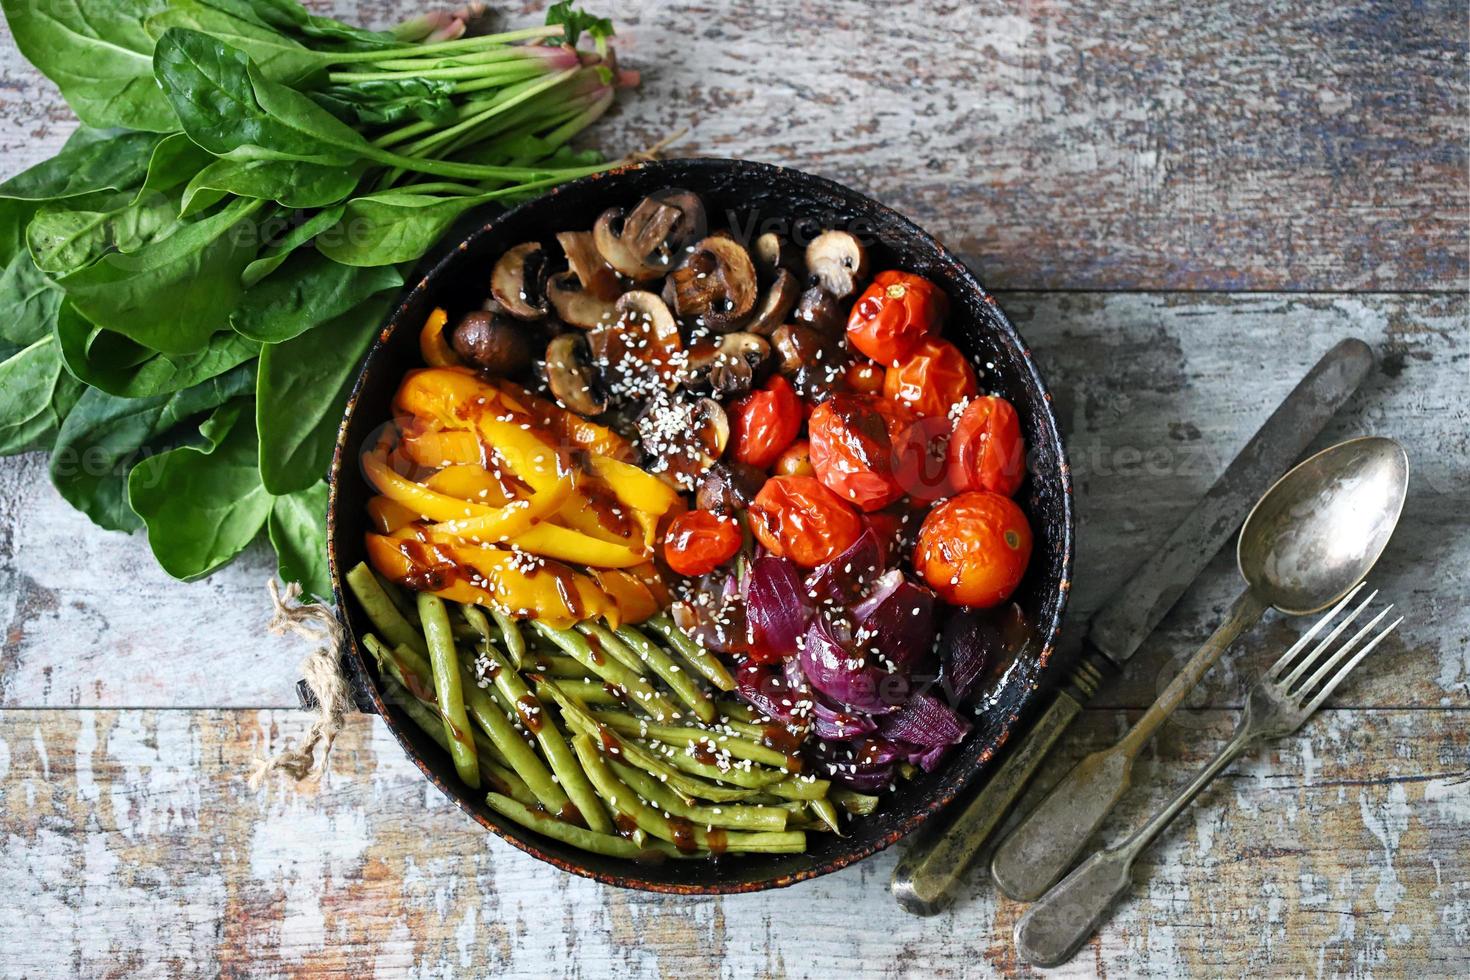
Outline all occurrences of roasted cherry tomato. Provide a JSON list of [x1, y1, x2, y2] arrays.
[[884, 336, 978, 419], [749, 475, 864, 568], [914, 491, 1032, 607], [844, 359, 886, 395], [846, 270, 948, 366], [891, 413, 962, 502], [729, 375, 802, 470], [948, 395, 1026, 496], [773, 439, 816, 477], [807, 394, 914, 512], [663, 509, 743, 577]]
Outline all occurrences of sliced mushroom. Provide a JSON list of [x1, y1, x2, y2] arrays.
[[546, 272, 617, 330], [744, 268, 802, 336], [593, 197, 682, 281], [667, 235, 758, 332], [754, 232, 801, 279], [556, 230, 621, 301], [695, 460, 767, 515], [805, 230, 869, 299], [589, 291, 684, 397], [637, 393, 729, 490], [650, 189, 706, 248], [490, 242, 550, 320], [683, 332, 771, 397], [544, 333, 607, 415], [451, 311, 532, 376], [793, 285, 846, 335]]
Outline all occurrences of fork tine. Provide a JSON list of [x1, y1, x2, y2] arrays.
[[1267, 582, 1367, 679], [1302, 615, 1403, 716], [1278, 588, 1378, 689], [1291, 605, 1391, 698]]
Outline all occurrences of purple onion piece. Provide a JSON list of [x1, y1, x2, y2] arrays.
[[938, 605, 1032, 702], [745, 555, 811, 660], [810, 698, 879, 741], [877, 690, 971, 751], [798, 615, 903, 714], [809, 738, 898, 791], [803, 527, 884, 606], [852, 570, 937, 675]]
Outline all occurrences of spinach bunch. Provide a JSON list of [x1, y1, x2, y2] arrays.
[[0, 0, 630, 599]]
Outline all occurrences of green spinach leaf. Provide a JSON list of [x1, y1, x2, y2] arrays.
[[316, 190, 490, 266], [50, 362, 255, 531], [255, 291, 390, 494], [240, 205, 344, 287], [0, 0, 178, 132], [0, 250, 63, 346], [0, 334, 82, 455], [181, 157, 362, 216], [153, 28, 369, 165], [146, 1, 325, 84], [58, 197, 268, 354], [55, 303, 259, 398], [230, 250, 401, 343], [269, 479, 332, 601], [128, 399, 273, 579], [27, 189, 182, 277]]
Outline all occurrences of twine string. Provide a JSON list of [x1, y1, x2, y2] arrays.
[[249, 579, 352, 789]]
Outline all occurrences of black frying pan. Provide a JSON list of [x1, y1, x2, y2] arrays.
[[326, 158, 1074, 893]]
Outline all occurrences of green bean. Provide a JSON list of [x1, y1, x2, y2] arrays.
[[530, 621, 679, 722], [417, 593, 479, 787], [643, 614, 735, 691], [377, 572, 424, 629], [572, 734, 807, 855], [610, 759, 789, 832], [535, 678, 758, 803], [609, 624, 716, 723], [378, 673, 533, 806], [485, 793, 698, 861], [552, 679, 630, 705], [467, 640, 612, 835], [590, 710, 801, 772], [831, 787, 881, 816], [646, 740, 788, 788], [523, 653, 593, 678], [346, 563, 427, 655], [492, 608, 529, 668], [716, 700, 763, 724], [367, 634, 569, 815], [764, 776, 832, 801], [808, 797, 842, 834]]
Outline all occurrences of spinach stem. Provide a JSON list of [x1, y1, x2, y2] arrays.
[[317, 26, 565, 64]]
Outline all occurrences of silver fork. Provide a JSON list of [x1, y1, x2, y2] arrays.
[[1014, 583, 1403, 967]]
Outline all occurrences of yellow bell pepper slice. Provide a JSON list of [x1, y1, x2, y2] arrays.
[[398, 424, 483, 470], [425, 464, 511, 506], [367, 495, 418, 534], [419, 308, 461, 367], [423, 474, 571, 541], [583, 454, 678, 516], [363, 451, 538, 537], [504, 522, 645, 569], [589, 569, 660, 625], [494, 379, 634, 461]]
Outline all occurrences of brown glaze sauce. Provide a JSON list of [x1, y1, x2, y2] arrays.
[[704, 827, 729, 855], [690, 739, 718, 766], [760, 723, 804, 755], [667, 815, 698, 854], [558, 802, 587, 827], [614, 813, 639, 836], [539, 560, 586, 620], [599, 728, 623, 756], [515, 695, 544, 733]]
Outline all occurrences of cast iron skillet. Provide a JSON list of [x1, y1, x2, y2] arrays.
[[326, 158, 1074, 893]]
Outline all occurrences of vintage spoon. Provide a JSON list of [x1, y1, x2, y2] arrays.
[[990, 436, 1409, 902]]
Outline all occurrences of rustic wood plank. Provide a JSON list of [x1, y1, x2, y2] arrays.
[[1, 0, 1465, 290], [0, 707, 1464, 977], [3, 291, 1464, 710]]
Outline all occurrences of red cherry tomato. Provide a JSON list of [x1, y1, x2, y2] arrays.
[[844, 359, 886, 395], [749, 475, 864, 568], [773, 439, 816, 477], [663, 509, 743, 577], [913, 491, 1032, 607], [948, 395, 1026, 496], [884, 337, 978, 419], [846, 270, 948, 366], [807, 394, 914, 512], [729, 375, 802, 470], [891, 413, 963, 502]]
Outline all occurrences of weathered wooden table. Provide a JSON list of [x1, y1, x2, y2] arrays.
[[2, 1, 1467, 975]]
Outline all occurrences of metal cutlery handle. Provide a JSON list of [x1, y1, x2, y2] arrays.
[[991, 589, 1268, 900], [1014, 728, 1255, 967]]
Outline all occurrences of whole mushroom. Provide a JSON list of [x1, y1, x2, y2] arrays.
[[593, 196, 683, 280], [545, 230, 619, 329], [451, 311, 532, 376], [544, 332, 608, 415], [805, 230, 869, 299], [683, 332, 771, 397]]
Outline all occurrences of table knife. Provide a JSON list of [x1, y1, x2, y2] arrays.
[[890, 337, 1374, 915]]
